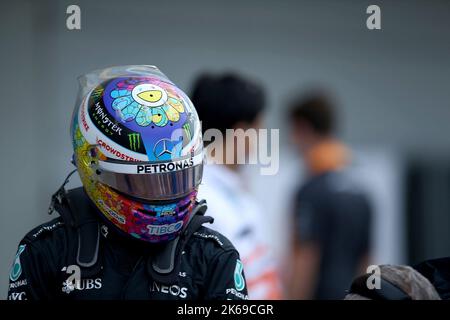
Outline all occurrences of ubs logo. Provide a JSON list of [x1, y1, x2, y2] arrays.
[[61, 265, 102, 294]]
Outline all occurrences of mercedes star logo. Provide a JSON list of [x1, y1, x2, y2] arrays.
[[153, 138, 174, 159]]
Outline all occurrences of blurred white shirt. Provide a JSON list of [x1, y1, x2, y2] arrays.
[[198, 164, 282, 299]]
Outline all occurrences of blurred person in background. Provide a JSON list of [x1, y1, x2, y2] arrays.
[[191, 73, 282, 299], [286, 91, 372, 299], [345, 264, 440, 300]]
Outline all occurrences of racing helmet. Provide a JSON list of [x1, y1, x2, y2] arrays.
[[70, 65, 203, 243]]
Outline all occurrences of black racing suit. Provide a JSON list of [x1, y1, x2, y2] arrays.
[[7, 188, 248, 300]]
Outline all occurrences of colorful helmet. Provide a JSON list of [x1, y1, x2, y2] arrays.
[[70, 65, 203, 243]]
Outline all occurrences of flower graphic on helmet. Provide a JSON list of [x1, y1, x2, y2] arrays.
[[110, 79, 185, 127]]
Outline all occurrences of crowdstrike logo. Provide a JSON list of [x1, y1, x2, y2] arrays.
[[147, 221, 183, 235], [96, 137, 140, 162], [80, 103, 90, 131]]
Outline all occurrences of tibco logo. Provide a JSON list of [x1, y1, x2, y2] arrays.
[[147, 221, 183, 235], [150, 282, 188, 299]]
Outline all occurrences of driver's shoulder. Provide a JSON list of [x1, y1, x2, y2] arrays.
[[189, 225, 237, 255], [19, 217, 68, 249]]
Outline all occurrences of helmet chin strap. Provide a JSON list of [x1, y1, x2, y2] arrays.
[[147, 200, 213, 285], [151, 201, 207, 274], [48, 168, 78, 215], [49, 183, 102, 276]]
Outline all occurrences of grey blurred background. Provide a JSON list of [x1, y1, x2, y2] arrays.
[[1, 0, 450, 298]]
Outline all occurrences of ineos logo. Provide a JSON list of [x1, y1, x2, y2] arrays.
[[150, 281, 188, 299]]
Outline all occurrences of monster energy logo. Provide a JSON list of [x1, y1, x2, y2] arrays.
[[128, 133, 140, 151], [183, 123, 192, 140]]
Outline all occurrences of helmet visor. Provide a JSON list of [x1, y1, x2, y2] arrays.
[[92, 153, 203, 201]]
